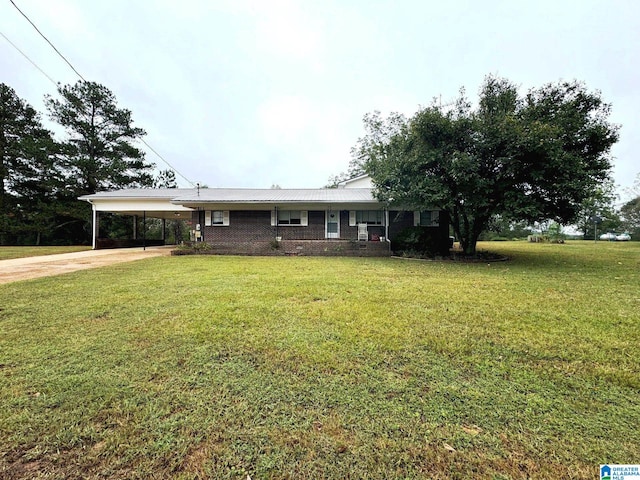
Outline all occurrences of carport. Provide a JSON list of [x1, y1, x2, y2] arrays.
[[79, 189, 195, 249]]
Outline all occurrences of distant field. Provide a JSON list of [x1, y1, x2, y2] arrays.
[[0, 246, 90, 261], [0, 241, 638, 479]]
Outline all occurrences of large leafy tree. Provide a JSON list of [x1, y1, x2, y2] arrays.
[[575, 178, 620, 239], [620, 196, 640, 238], [0, 84, 60, 245], [355, 77, 619, 255], [45, 81, 154, 195]]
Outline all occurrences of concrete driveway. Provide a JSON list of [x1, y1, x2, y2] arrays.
[[0, 247, 173, 285]]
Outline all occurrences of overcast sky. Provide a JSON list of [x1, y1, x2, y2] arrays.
[[2, 0, 639, 200]]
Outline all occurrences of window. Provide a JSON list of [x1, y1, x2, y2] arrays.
[[272, 210, 308, 226], [415, 210, 439, 227], [350, 210, 383, 226], [212, 211, 224, 225], [205, 210, 229, 226], [278, 210, 301, 225]]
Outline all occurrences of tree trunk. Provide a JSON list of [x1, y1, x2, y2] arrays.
[[463, 240, 476, 256], [460, 215, 482, 256]]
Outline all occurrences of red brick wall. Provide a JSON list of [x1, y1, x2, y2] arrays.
[[174, 239, 391, 257], [188, 208, 448, 254], [388, 210, 414, 238], [195, 210, 329, 243]]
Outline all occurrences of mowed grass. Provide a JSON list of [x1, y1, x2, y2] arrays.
[[0, 241, 638, 479], [0, 246, 90, 261]]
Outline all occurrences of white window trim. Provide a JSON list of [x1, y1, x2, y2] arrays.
[[271, 210, 308, 226], [350, 210, 383, 226], [205, 210, 230, 226]]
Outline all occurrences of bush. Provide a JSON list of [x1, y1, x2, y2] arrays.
[[392, 227, 450, 256], [173, 242, 213, 254]]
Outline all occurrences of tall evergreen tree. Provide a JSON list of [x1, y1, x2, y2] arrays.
[[153, 169, 177, 188], [45, 81, 154, 195], [0, 84, 59, 245], [45, 81, 155, 243]]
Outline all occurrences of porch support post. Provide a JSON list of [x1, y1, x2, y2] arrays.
[[92, 204, 98, 250], [275, 206, 279, 239], [143, 211, 146, 250], [384, 208, 389, 241], [132, 215, 138, 240], [161, 218, 166, 243]]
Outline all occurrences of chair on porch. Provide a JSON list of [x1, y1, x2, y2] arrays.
[[357, 223, 368, 241]]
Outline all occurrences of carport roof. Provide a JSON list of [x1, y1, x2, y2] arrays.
[[78, 188, 196, 201]]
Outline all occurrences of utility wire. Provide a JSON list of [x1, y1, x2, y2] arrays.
[[140, 139, 195, 187], [6, 0, 195, 187], [0, 30, 58, 86], [9, 0, 86, 82]]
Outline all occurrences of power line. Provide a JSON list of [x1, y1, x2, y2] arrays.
[[140, 139, 195, 187], [0, 31, 58, 87], [9, 0, 86, 82], [6, 0, 195, 187]]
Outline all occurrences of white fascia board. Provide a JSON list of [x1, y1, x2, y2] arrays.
[[91, 198, 194, 212], [174, 202, 382, 211]]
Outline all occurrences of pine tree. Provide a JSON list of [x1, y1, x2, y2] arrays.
[[0, 84, 59, 245], [45, 80, 154, 195]]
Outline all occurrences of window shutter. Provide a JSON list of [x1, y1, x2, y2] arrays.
[[205, 211, 212, 226], [414, 211, 420, 226], [301, 211, 308, 226], [432, 210, 439, 226], [271, 210, 277, 226], [222, 211, 230, 226], [349, 211, 356, 226]]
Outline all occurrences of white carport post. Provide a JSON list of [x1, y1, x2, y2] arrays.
[[91, 203, 98, 250], [384, 208, 389, 241]]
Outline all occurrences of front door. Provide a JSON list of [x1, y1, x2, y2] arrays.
[[326, 210, 340, 239]]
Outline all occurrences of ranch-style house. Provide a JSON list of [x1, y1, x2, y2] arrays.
[[79, 175, 451, 256]]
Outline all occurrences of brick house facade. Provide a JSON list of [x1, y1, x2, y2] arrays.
[[80, 176, 451, 256]]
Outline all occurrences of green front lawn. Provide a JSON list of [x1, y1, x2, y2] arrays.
[[0, 246, 90, 261], [1, 241, 638, 479]]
